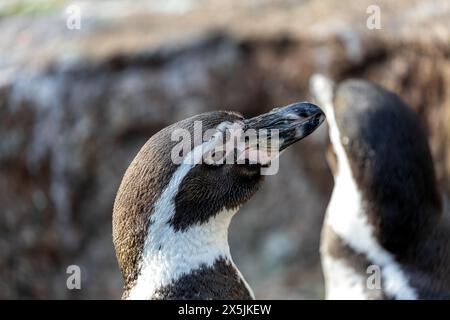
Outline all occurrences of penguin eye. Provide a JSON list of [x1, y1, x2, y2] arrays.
[[203, 151, 226, 166]]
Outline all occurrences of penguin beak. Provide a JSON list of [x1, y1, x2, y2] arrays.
[[243, 102, 325, 152]]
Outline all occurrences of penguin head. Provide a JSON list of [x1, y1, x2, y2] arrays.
[[328, 80, 439, 205], [113, 102, 324, 288]]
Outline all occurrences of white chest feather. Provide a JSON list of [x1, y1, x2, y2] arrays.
[[324, 156, 417, 299], [127, 206, 237, 300], [322, 255, 369, 299]]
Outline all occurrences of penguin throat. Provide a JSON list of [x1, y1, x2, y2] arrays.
[[127, 206, 238, 300]]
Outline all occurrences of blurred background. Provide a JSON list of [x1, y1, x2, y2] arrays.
[[0, 0, 449, 299]]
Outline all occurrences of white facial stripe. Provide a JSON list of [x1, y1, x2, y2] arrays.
[[310, 74, 333, 107], [183, 124, 229, 165], [316, 74, 418, 300], [184, 121, 246, 165], [128, 121, 253, 299]]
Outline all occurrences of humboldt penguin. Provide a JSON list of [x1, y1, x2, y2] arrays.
[[113, 102, 325, 299], [310, 74, 450, 299]]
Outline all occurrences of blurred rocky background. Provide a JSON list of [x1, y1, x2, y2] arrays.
[[0, 0, 449, 299]]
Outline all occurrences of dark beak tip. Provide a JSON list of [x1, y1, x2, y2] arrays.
[[308, 104, 326, 121], [316, 109, 326, 122], [287, 101, 324, 118], [307, 102, 324, 115], [243, 101, 325, 132]]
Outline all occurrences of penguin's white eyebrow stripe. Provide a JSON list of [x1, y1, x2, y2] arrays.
[[310, 74, 334, 113], [174, 120, 243, 208], [158, 135, 220, 224], [183, 121, 243, 165], [160, 121, 244, 224]]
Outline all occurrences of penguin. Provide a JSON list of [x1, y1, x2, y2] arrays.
[[112, 102, 325, 300], [310, 74, 450, 300]]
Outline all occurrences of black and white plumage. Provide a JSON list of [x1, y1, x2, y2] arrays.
[[310, 74, 450, 299], [112, 103, 325, 300]]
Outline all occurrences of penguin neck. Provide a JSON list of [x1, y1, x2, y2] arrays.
[[329, 130, 440, 255], [126, 207, 238, 300]]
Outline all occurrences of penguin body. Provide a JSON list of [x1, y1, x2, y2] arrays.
[[113, 104, 325, 299], [311, 75, 450, 300]]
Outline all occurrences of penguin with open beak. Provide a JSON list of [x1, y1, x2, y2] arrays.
[[113, 102, 325, 299]]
